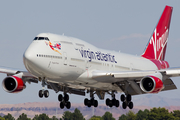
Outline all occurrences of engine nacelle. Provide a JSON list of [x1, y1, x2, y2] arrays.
[[140, 76, 164, 93], [2, 76, 25, 93]]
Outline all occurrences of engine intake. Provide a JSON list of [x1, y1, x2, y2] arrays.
[[2, 76, 25, 93], [140, 76, 164, 93]]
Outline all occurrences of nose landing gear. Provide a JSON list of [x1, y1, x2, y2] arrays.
[[38, 78, 49, 98], [39, 90, 49, 98]]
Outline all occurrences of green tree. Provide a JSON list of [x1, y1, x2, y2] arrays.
[[136, 109, 149, 120], [89, 115, 103, 120], [62, 111, 73, 120], [172, 110, 180, 118], [126, 111, 136, 120], [39, 113, 50, 120], [3, 113, 15, 120], [146, 107, 176, 120], [62, 108, 85, 120], [72, 108, 85, 120], [51, 116, 58, 120], [0, 117, 5, 120], [119, 114, 127, 120], [32, 115, 39, 120], [17, 113, 31, 120], [32, 113, 50, 120], [102, 112, 115, 120]]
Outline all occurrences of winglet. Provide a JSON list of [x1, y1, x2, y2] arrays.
[[142, 6, 173, 61]]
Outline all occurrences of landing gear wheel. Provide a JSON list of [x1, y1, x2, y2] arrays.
[[109, 100, 113, 107], [84, 98, 88, 106], [126, 94, 132, 102], [87, 100, 91, 107], [91, 98, 95, 105], [122, 102, 127, 109], [39, 90, 43, 98], [66, 101, 71, 109], [128, 101, 133, 109], [106, 98, 110, 106], [94, 100, 98, 107], [121, 94, 125, 102], [60, 102, 64, 109], [64, 94, 69, 102], [106, 97, 120, 107], [44, 90, 49, 98], [112, 99, 116, 106], [58, 94, 63, 102], [115, 100, 119, 107]]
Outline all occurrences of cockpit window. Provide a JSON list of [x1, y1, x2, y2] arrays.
[[45, 37, 49, 40], [34, 37, 38, 40], [38, 37, 44, 40], [33, 37, 49, 41]]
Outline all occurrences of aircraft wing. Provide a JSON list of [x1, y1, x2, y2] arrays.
[[0, 67, 38, 83], [160, 68, 180, 77], [92, 68, 179, 95], [92, 70, 157, 82]]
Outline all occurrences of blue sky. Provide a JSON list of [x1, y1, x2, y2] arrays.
[[0, 1, 180, 104]]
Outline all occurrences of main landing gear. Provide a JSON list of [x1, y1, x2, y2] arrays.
[[58, 93, 71, 109], [104, 91, 133, 109], [105, 92, 119, 108], [82, 90, 133, 109], [37, 78, 133, 110], [38, 78, 49, 98], [120, 94, 133, 109], [84, 91, 98, 107], [84, 98, 98, 107]]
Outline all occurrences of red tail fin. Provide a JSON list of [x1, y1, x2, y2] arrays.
[[142, 6, 173, 60]]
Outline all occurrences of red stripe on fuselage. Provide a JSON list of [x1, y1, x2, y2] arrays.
[[150, 59, 169, 70]]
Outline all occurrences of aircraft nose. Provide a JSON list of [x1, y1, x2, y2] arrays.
[[23, 43, 38, 73], [23, 47, 35, 64]]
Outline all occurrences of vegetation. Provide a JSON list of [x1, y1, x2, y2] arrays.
[[0, 107, 180, 120], [17, 113, 31, 120], [119, 107, 180, 120], [102, 112, 115, 120], [3, 113, 15, 120], [89, 112, 115, 120], [62, 108, 85, 120]]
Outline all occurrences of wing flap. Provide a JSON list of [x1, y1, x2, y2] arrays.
[[162, 78, 177, 91], [128, 81, 142, 94]]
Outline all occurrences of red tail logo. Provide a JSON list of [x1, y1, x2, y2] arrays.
[[142, 6, 173, 61]]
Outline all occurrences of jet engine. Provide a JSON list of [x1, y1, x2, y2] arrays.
[[140, 76, 164, 93], [2, 76, 25, 93]]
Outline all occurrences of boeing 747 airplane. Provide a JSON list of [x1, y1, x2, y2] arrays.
[[0, 5, 178, 109]]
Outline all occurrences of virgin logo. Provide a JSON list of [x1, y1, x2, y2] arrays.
[[149, 28, 169, 60]]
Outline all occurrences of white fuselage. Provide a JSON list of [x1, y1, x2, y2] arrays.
[[23, 33, 158, 91]]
